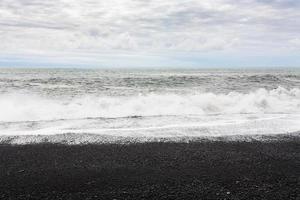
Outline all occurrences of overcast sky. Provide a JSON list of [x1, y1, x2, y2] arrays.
[[0, 0, 299, 68]]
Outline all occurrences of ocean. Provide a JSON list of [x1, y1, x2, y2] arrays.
[[0, 68, 300, 143]]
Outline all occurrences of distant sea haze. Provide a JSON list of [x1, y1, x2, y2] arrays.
[[0, 68, 300, 141]]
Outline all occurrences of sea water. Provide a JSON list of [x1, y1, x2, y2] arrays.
[[0, 68, 300, 141]]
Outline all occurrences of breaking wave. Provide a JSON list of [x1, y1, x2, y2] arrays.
[[1, 86, 300, 122]]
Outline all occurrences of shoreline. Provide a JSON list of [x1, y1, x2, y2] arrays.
[[0, 132, 299, 145], [0, 136, 299, 199]]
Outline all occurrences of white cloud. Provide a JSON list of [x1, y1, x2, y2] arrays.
[[0, 0, 299, 65]]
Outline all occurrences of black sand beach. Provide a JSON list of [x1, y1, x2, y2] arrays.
[[0, 138, 299, 200]]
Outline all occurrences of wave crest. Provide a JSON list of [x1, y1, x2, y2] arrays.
[[0, 87, 299, 122]]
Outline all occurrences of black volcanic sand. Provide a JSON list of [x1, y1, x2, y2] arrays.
[[0, 140, 299, 200]]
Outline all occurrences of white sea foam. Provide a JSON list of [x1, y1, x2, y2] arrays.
[[0, 87, 300, 139], [0, 86, 300, 122]]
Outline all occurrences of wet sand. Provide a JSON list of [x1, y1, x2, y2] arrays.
[[0, 137, 299, 199]]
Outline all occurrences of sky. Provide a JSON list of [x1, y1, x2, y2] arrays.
[[0, 0, 299, 68]]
